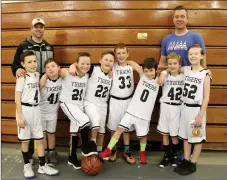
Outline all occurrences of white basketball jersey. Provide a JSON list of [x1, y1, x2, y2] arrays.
[[85, 66, 112, 108], [40, 78, 62, 114], [110, 64, 134, 98], [126, 75, 159, 121], [15, 72, 40, 105], [59, 71, 88, 106], [181, 67, 209, 105], [160, 73, 184, 103]]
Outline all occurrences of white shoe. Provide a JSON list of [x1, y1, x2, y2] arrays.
[[38, 163, 59, 176], [24, 163, 35, 179]]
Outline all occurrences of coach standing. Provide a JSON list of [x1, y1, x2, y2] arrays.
[[11, 18, 54, 164], [158, 6, 206, 68]]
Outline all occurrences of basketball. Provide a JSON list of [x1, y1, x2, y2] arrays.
[[81, 154, 103, 176]]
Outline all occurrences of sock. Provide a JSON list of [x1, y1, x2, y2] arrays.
[[22, 151, 30, 164], [140, 142, 147, 151], [124, 145, 129, 153], [163, 145, 171, 157], [70, 135, 78, 161], [80, 126, 90, 146], [39, 156, 45, 166], [97, 146, 102, 152], [28, 140, 34, 156], [107, 137, 119, 150], [172, 143, 180, 155]]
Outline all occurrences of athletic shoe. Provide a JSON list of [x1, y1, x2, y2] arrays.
[[139, 151, 148, 164], [24, 163, 35, 179], [109, 151, 117, 162], [171, 154, 179, 167], [81, 141, 98, 156], [178, 161, 196, 175], [159, 154, 171, 168], [174, 159, 190, 173], [48, 151, 57, 166], [123, 151, 136, 164], [38, 163, 59, 176], [68, 156, 81, 170], [99, 148, 112, 160]]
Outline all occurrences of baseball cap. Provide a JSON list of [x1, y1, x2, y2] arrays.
[[32, 18, 45, 26]]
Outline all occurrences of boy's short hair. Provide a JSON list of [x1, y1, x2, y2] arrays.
[[142, 57, 158, 71], [101, 50, 115, 59], [174, 5, 188, 17], [114, 43, 128, 53], [44, 58, 59, 68], [20, 51, 35, 63], [166, 52, 182, 65], [188, 44, 204, 55], [76, 52, 91, 62]]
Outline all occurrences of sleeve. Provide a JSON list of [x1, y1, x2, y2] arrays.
[[11, 44, 24, 77], [161, 36, 167, 56], [194, 33, 206, 54], [15, 77, 25, 92]]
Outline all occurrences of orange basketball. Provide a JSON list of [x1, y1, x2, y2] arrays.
[[81, 154, 103, 176]]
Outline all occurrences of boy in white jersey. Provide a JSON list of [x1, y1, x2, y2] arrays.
[[99, 58, 159, 164], [157, 52, 184, 168], [106, 43, 141, 164], [59, 52, 97, 170], [172, 45, 211, 175], [15, 51, 58, 179], [40, 59, 62, 166]]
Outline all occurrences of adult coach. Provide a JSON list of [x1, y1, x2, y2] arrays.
[[159, 6, 206, 68], [11, 18, 54, 163]]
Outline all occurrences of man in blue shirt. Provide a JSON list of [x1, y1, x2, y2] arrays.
[[159, 6, 206, 68]]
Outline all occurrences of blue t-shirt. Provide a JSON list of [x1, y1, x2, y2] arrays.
[[161, 31, 206, 66]]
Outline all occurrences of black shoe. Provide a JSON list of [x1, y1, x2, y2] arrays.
[[81, 141, 98, 157], [174, 159, 190, 173], [178, 162, 196, 175], [159, 155, 171, 168], [68, 155, 81, 170], [171, 153, 179, 167]]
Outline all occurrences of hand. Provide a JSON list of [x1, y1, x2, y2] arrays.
[[158, 72, 166, 86], [69, 63, 78, 76], [16, 68, 26, 78], [194, 115, 202, 128], [18, 116, 26, 128]]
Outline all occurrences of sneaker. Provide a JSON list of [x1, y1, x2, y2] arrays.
[[171, 154, 178, 167], [99, 148, 112, 160], [159, 155, 171, 168], [38, 163, 59, 176], [24, 163, 35, 179], [48, 151, 58, 166], [81, 141, 98, 156], [109, 151, 117, 162], [178, 162, 196, 175], [68, 156, 81, 170], [123, 152, 136, 164], [174, 159, 190, 173], [139, 151, 148, 164]]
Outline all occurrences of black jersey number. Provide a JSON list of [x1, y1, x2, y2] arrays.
[[167, 87, 182, 101], [34, 90, 38, 103], [72, 89, 83, 101], [140, 89, 149, 102], [119, 76, 131, 89], [47, 93, 59, 104], [183, 83, 197, 99], [95, 85, 109, 98]]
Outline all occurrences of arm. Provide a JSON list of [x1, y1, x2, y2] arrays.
[[194, 75, 211, 127], [59, 68, 68, 79], [40, 73, 48, 88], [69, 62, 78, 76], [126, 60, 143, 77], [11, 45, 26, 77]]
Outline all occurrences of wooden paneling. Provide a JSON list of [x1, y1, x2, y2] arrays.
[[206, 126, 227, 143], [2, 29, 227, 47], [2, 47, 227, 66], [3, 10, 227, 29], [2, 101, 227, 124], [203, 143, 227, 150], [2, 1, 227, 14]]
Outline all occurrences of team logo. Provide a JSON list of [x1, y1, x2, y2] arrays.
[[192, 128, 200, 136]]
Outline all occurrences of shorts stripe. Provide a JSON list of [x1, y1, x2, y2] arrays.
[[46, 131, 55, 134], [137, 134, 148, 138], [62, 102, 79, 124], [178, 136, 187, 140], [90, 126, 100, 131], [156, 129, 169, 135], [80, 122, 90, 130]]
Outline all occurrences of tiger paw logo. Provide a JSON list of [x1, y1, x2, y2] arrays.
[[192, 128, 200, 136]]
